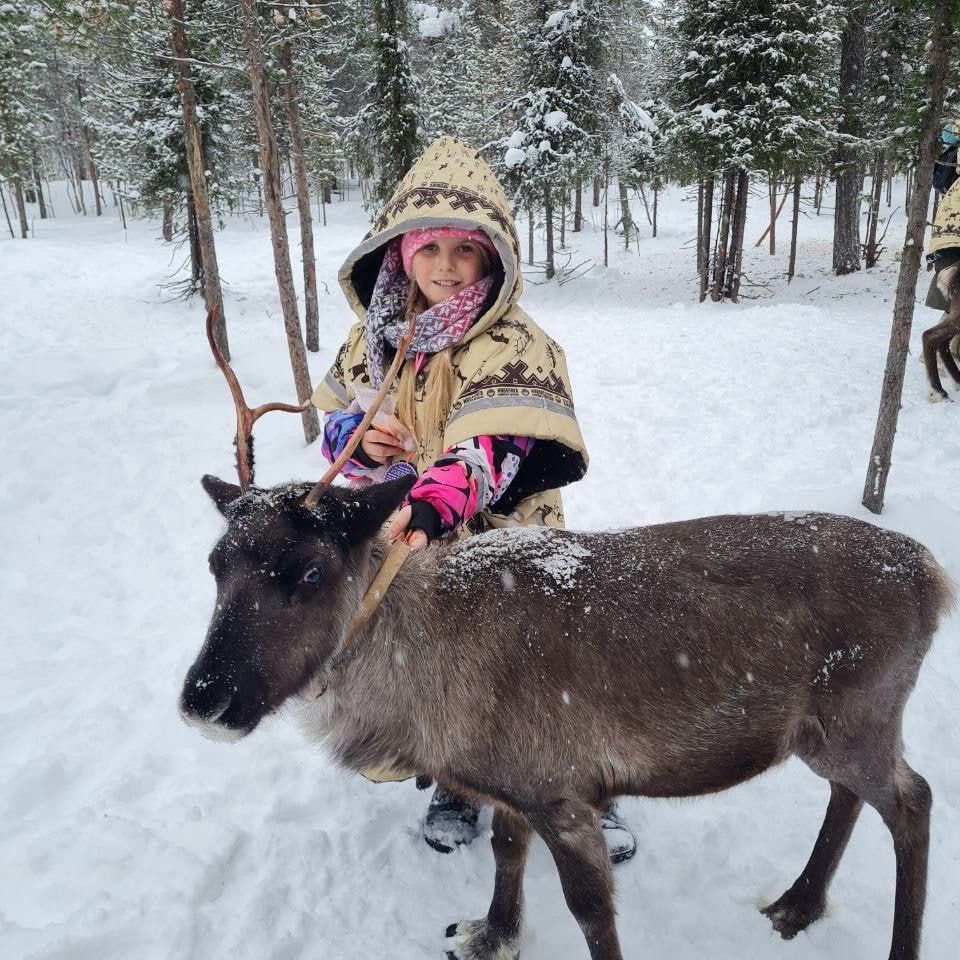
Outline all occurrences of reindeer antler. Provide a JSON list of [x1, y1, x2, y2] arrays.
[[206, 307, 310, 492], [303, 311, 417, 508]]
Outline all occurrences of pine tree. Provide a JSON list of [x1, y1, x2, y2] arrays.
[[346, 0, 422, 211], [858, 2, 921, 266], [605, 74, 665, 244], [0, 2, 51, 237], [492, 0, 606, 277], [668, 0, 836, 300], [415, 0, 506, 150]]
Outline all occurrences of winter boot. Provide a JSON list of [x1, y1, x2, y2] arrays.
[[423, 787, 481, 853], [600, 801, 637, 864]]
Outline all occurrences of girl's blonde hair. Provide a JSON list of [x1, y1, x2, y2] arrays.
[[394, 243, 494, 439]]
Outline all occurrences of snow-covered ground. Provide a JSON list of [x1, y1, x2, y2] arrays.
[[2, 181, 958, 960]]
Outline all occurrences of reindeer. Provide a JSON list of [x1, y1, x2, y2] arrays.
[[181, 316, 953, 960], [922, 262, 960, 400]]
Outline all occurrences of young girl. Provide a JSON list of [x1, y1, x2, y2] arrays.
[[311, 135, 635, 863]]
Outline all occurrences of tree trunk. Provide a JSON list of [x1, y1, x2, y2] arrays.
[[787, 174, 801, 282], [281, 41, 320, 354], [168, 0, 229, 359], [699, 178, 714, 302], [528, 205, 534, 266], [832, 4, 866, 275], [0, 184, 14, 238], [33, 158, 47, 219], [162, 202, 174, 242], [755, 187, 790, 248], [252, 151, 264, 217], [573, 180, 582, 232], [768, 174, 777, 255], [593, 176, 601, 208], [49, 49, 86, 217], [905, 167, 913, 209], [638, 184, 652, 226], [603, 162, 610, 267], [240, 0, 319, 444], [187, 192, 202, 290], [63, 160, 83, 214], [697, 179, 704, 274], [13, 177, 28, 238], [886, 163, 893, 207], [862, 0, 950, 514], [864, 149, 885, 268], [76, 77, 103, 217], [711, 170, 736, 301], [617, 181, 634, 249], [652, 185, 658, 239], [814, 167, 823, 215], [728, 170, 749, 302], [559, 194, 565, 248], [544, 189, 555, 279]]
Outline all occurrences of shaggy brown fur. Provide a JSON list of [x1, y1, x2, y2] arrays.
[[181, 475, 955, 960]]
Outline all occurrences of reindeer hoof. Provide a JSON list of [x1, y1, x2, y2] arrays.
[[761, 894, 826, 939], [927, 390, 952, 403], [444, 919, 520, 960]]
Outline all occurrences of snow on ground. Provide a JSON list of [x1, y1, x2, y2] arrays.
[[2, 181, 958, 960]]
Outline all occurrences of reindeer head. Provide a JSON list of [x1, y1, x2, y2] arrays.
[[181, 308, 419, 740], [179, 474, 415, 741]]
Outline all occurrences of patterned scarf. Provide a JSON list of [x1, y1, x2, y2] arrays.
[[364, 239, 494, 387]]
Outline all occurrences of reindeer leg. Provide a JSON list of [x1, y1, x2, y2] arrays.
[[923, 313, 960, 400], [937, 338, 960, 386], [798, 718, 931, 960], [762, 781, 863, 938], [445, 808, 532, 960], [526, 799, 622, 960], [875, 762, 931, 960], [922, 323, 951, 400]]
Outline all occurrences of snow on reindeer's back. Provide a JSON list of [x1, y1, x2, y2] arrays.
[[441, 526, 592, 595]]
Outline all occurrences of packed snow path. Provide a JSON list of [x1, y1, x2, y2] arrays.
[[2, 185, 958, 959]]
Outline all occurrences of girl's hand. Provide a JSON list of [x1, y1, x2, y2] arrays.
[[387, 505, 429, 551], [359, 415, 416, 465]]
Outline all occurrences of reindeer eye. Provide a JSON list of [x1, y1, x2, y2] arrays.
[[302, 567, 321, 584]]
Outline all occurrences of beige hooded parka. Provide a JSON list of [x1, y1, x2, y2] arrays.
[[930, 175, 960, 257], [311, 136, 588, 532]]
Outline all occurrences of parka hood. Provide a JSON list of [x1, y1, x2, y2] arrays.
[[338, 136, 523, 346]]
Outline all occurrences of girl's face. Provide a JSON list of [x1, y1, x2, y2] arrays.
[[411, 237, 486, 306]]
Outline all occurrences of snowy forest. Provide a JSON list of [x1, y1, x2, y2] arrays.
[[5, 1, 959, 296], [4, 2, 960, 960]]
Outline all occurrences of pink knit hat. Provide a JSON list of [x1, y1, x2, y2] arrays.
[[400, 226, 498, 276]]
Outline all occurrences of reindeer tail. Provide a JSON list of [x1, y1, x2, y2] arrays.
[[921, 547, 958, 633]]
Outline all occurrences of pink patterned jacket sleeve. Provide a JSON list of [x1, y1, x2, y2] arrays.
[[406, 435, 534, 540]]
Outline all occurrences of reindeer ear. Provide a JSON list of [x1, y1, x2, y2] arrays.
[[202, 474, 242, 515], [327, 475, 417, 547]]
